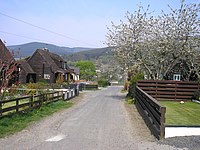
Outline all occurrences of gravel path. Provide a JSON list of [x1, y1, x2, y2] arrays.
[[0, 86, 197, 150]]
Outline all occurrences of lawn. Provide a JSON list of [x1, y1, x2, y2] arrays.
[[160, 101, 200, 126], [0, 100, 73, 138]]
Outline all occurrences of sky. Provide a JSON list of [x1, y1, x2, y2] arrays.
[[0, 0, 198, 48]]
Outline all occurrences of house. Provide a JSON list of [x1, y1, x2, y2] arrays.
[[18, 60, 36, 84], [0, 39, 19, 87], [164, 59, 191, 81], [69, 66, 80, 81], [27, 49, 71, 83], [0, 39, 14, 66]]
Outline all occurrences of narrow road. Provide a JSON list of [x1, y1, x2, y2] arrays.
[[0, 86, 180, 150]]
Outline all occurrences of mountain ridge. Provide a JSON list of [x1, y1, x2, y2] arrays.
[[7, 42, 96, 58], [64, 47, 113, 62]]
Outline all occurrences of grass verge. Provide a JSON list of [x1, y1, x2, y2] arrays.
[[0, 100, 73, 138], [121, 89, 128, 93], [125, 97, 135, 104], [160, 101, 200, 126]]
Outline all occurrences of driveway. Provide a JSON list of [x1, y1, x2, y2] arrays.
[[0, 86, 181, 150]]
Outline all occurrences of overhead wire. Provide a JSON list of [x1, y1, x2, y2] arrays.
[[0, 30, 66, 46], [0, 11, 98, 47]]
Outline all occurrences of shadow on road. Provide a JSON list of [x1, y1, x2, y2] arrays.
[[105, 94, 126, 101]]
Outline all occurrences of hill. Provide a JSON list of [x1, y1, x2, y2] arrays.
[[64, 47, 113, 62], [65, 47, 123, 82], [8, 42, 94, 58]]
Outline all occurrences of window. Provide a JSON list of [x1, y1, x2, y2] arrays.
[[44, 74, 50, 79], [173, 74, 181, 81]]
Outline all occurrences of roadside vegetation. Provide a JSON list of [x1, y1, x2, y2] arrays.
[[98, 78, 109, 87], [75, 61, 96, 81], [160, 101, 200, 126], [125, 96, 135, 104], [0, 100, 73, 138]]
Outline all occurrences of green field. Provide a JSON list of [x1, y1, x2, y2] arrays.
[[160, 101, 200, 126]]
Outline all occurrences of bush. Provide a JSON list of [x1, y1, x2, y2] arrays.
[[98, 79, 108, 87], [130, 73, 144, 85], [192, 90, 200, 100], [127, 73, 144, 98]]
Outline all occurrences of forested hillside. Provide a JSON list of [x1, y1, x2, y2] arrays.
[[8, 42, 94, 58]]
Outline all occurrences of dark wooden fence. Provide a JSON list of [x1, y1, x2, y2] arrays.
[[135, 86, 166, 139], [0, 85, 79, 117], [79, 84, 98, 91], [137, 80, 200, 101]]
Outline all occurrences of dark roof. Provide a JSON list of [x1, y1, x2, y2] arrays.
[[0, 39, 14, 65], [50, 52, 64, 62], [29, 49, 69, 74], [18, 60, 36, 75]]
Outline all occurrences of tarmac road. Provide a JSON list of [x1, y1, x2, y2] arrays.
[[0, 86, 182, 150]]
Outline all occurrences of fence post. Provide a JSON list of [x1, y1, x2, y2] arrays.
[[71, 90, 73, 97], [156, 81, 158, 99], [160, 107, 166, 139], [0, 101, 2, 116], [42, 93, 45, 104], [16, 99, 19, 112], [67, 91, 69, 99], [39, 94, 43, 107], [75, 85, 79, 96], [175, 83, 177, 101], [62, 92, 65, 100], [30, 95, 33, 108], [57, 91, 60, 101]]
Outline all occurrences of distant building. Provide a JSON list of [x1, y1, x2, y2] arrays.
[[18, 60, 36, 84], [164, 59, 197, 81], [69, 66, 80, 81]]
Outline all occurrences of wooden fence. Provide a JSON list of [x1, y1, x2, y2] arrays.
[[135, 86, 166, 139], [79, 84, 98, 91], [0, 87, 78, 117], [137, 80, 200, 101]]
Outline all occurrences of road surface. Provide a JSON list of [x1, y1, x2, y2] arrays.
[[0, 86, 181, 150]]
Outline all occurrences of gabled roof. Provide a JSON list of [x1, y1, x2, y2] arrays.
[[0, 39, 14, 65], [28, 49, 68, 74], [50, 52, 64, 62], [18, 60, 36, 75]]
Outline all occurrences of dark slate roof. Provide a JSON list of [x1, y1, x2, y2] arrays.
[[32, 49, 69, 74], [18, 60, 36, 75], [0, 39, 14, 65], [50, 52, 64, 62]]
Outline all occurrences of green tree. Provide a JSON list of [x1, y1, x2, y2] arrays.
[[75, 61, 96, 81]]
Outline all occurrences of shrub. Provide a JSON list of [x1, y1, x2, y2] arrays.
[[98, 79, 108, 87], [127, 73, 144, 98], [192, 90, 200, 100], [130, 73, 144, 85]]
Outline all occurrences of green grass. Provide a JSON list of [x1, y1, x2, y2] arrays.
[[121, 89, 128, 93], [160, 101, 200, 126], [0, 100, 73, 138], [125, 97, 135, 104]]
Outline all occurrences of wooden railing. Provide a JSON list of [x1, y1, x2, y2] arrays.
[[135, 86, 166, 139], [137, 80, 200, 101], [79, 84, 98, 90], [0, 86, 79, 117]]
